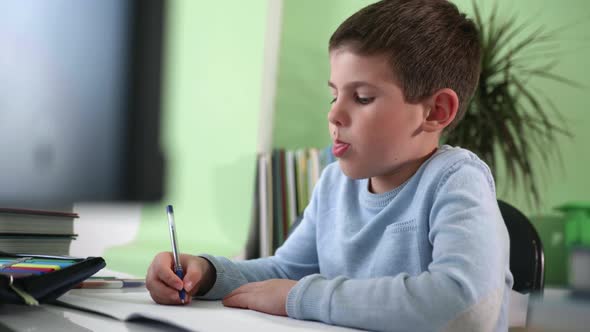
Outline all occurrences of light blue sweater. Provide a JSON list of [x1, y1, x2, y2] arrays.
[[200, 145, 513, 331]]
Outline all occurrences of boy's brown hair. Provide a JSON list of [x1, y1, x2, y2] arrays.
[[329, 0, 481, 131]]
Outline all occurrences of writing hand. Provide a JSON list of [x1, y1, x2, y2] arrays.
[[222, 279, 297, 316], [146, 252, 215, 305]]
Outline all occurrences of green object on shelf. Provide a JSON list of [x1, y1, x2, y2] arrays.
[[555, 202, 590, 247]]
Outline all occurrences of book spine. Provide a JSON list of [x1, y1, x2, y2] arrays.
[[258, 154, 269, 258]]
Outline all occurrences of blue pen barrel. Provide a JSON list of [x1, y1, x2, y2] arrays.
[[175, 266, 186, 301]]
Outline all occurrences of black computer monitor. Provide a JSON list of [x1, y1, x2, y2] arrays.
[[0, 0, 166, 207]]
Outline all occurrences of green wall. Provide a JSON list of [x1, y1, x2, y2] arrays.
[[272, 0, 369, 149], [105, 0, 267, 275], [272, 0, 590, 217]]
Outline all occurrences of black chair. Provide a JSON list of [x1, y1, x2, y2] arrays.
[[498, 199, 545, 294]]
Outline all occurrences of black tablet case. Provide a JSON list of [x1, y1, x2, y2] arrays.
[[0, 252, 106, 305]]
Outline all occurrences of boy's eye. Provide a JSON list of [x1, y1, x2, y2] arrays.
[[356, 96, 375, 105], [330, 97, 337, 104]]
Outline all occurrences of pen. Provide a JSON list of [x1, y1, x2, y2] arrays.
[[76, 278, 146, 289], [166, 205, 186, 303]]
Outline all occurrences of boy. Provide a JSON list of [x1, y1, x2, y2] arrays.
[[146, 0, 513, 331]]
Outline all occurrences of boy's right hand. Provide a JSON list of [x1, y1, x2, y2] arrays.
[[146, 252, 216, 305]]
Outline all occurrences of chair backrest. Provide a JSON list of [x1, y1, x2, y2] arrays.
[[498, 199, 545, 294]]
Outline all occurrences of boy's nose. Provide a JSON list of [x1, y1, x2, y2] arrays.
[[328, 102, 348, 127]]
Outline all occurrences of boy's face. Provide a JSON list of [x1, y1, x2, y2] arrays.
[[328, 48, 430, 183]]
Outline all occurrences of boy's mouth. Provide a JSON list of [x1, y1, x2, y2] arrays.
[[332, 140, 350, 158]]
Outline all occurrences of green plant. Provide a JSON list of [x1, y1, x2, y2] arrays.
[[444, 1, 578, 208]]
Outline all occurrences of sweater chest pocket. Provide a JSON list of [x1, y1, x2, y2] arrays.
[[370, 219, 421, 276]]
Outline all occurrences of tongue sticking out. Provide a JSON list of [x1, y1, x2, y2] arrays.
[[332, 143, 350, 157]]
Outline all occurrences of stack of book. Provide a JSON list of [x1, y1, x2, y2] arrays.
[[254, 147, 335, 257], [0, 207, 78, 256]]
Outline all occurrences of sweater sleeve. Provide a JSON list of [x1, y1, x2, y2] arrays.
[[285, 159, 511, 332], [196, 177, 322, 300]]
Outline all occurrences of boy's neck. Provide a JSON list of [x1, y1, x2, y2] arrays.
[[368, 146, 438, 194]]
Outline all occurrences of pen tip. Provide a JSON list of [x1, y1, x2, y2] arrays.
[[167, 205, 173, 213]]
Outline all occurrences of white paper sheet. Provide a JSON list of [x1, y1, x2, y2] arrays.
[[56, 290, 359, 332]]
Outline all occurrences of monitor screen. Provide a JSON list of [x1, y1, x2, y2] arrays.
[[0, 0, 166, 207]]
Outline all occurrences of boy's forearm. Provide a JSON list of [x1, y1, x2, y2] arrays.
[[196, 257, 217, 296], [194, 254, 268, 300], [194, 251, 318, 300], [287, 272, 506, 332]]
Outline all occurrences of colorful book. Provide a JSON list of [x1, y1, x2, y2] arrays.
[[309, 148, 320, 198], [285, 151, 298, 228], [279, 150, 289, 241], [258, 154, 269, 257], [265, 154, 273, 257], [271, 150, 283, 251], [295, 149, 308, 217]]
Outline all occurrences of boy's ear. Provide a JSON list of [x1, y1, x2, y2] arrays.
[[421, 88, 459, 133]]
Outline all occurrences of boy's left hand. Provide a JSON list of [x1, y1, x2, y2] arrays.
[[222, 279, 297, 316]]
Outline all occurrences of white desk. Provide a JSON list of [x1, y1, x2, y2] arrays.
[[525, 288, 590, 332], [0, 288, 359, 332], [0, 204, 553, 330], [2, 287, 586, 332]]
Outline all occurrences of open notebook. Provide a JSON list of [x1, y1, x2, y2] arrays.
[[56, 289, 359, 332]]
